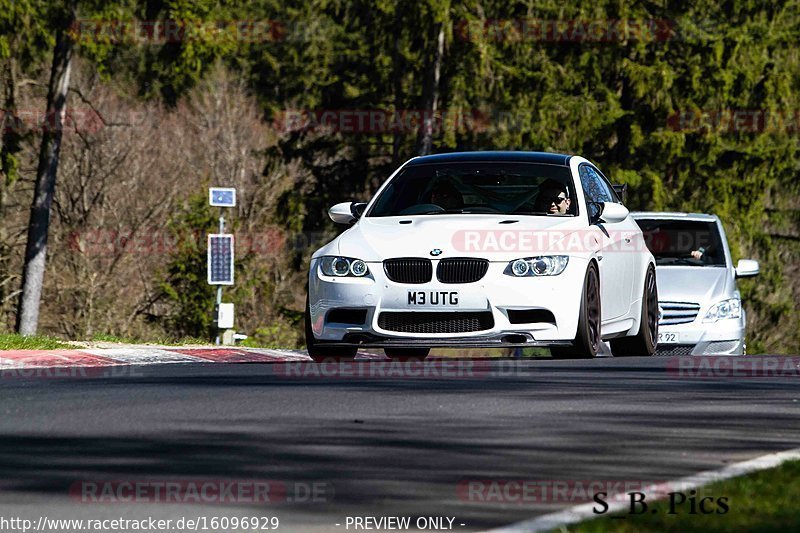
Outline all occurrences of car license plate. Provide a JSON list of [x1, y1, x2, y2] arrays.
[[658, 332, 678, 344], [407, 290, 459, 306]]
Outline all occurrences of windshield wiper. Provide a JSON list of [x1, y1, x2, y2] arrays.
[[657, 257, 702, 266], [412, 209, 466, 215]]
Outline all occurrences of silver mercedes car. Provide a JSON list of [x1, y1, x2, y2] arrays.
[[631, 212, 759, 355]]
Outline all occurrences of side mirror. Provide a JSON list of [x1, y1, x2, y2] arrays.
[[735, 259, 760, 278], [588, 202, 604, 224], [328, 202, 357, 224], [612, 184, 627, 203], [599, 202, 629, 224]]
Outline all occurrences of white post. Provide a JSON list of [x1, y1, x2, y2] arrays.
[[208, 188, 237, 345], [215, 215, 224, 345]]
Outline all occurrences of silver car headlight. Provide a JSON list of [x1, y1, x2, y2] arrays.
[[702, 298, 741, 323], [504, 256, 569, 277], [319, 256, 370, 277]]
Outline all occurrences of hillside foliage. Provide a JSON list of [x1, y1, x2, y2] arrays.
[[0, 0, 797, 352]]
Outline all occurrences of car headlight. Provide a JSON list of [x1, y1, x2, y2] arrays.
[[703, 298, 741, 323], [319, 256, 370, 277], [504, 256, 569, 277]]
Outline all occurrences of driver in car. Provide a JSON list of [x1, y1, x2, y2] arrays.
[[690, 245, 717, 263], [534, 179, 571, 214]]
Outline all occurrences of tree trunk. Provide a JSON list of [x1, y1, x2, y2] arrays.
[[16, 1, 77, 335], [416, 23, 445, 156], [391, 6, 404, 164], [1, 57, 18, 318]]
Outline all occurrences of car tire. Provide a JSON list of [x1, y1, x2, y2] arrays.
[[551, 262, 601, 359], [384, 348, 430, 362], [305, 296, 358, 363], [610, 264, 657, 357]]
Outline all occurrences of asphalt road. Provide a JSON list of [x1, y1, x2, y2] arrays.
[[0, 356, 798, 532]]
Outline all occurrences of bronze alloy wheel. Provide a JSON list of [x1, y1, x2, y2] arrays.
[[551, 262, 601, 359], [585, 264, 601, 353], [610, 264, 658, 357], [646, 267, 658, 348]]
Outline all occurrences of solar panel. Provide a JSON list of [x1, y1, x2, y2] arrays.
[[209, 187, 236, 207], [207, 234, 234, 285]]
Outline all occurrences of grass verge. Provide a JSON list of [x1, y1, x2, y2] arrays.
[[90, 333, 209, 346], [0, 333, 72, 350]]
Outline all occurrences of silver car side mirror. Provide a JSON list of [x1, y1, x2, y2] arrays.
[[735, 259, 760, 278]]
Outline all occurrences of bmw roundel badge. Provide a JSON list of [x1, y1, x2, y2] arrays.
[[430, 248, 443, 256]]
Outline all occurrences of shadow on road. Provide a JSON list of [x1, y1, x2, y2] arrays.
[[0, 358, 798, 529]]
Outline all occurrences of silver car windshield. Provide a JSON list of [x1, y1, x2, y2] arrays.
[[367, 162, 576, 217], [635, 219, 726, 267]]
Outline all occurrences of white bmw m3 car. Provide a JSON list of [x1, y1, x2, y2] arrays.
[[305, 152, 658, 361]]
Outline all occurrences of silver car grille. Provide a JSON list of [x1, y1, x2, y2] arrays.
[[656, 344, 695, 356], [658, 301, 701, 325]]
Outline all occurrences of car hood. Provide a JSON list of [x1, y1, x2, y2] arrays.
[[655, 267, 734, 305], [333, 215, 589, 262]]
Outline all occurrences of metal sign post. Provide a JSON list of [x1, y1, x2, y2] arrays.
[[208, 188, 237, 345]]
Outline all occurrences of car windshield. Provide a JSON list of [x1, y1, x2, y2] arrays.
[[367, 162, 576, 217], [634, 219, 727, 267]]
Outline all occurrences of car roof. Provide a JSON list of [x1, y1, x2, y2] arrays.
[[405, 151, 572, 167], [630, 211, 720, 222]]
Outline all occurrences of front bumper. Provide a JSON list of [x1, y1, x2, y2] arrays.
[[656, 318, 746, 356], [308, 257, 589, 347]]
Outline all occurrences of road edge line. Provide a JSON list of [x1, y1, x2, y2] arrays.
[[485, 446, 800, 533]]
